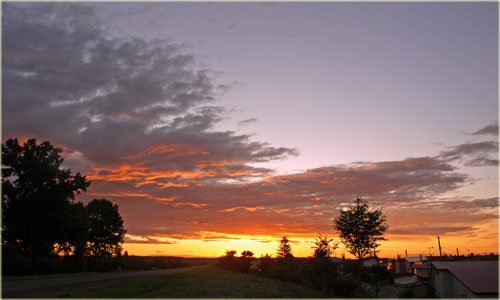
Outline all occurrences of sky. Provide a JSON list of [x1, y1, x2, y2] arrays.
[[2, 1, 499, 258]]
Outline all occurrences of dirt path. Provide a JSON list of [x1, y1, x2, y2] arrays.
[[2, 265, 207, 293]]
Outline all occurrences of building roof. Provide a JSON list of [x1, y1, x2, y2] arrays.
[[394, 275, 420, 285], [412, 264, 430, 269], [432, 261, 499, 294], [405, 256, 427, 263]]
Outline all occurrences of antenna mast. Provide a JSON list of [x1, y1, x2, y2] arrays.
[[437, 236, 442, 258]]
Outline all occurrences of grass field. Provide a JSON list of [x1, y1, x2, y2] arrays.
[[3, 272, 100, 281], [5, 266, 324, 298]]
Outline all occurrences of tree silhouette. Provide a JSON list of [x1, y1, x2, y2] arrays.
[[57, 202, 89, 256], [312, 235, 339, 258], [1, 138, 90, 256], [225, 250, 237, 257], [276, 236, 294, 258], [239, 250, 255, 273], [333, 197, 388, 260], [257, 253, 274, 273], [241, 250, 254, 258], [218, 250, 237, 270], [360, 265, 393, 297], [87, 199, 126, 257]]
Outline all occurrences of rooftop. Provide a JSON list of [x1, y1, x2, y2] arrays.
[[394, 275, 420, 285], [405, 256, 427, 263], [412, 264, 430, 269], [432, 260, 499, 294]]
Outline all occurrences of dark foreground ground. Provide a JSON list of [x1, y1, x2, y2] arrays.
[[2, 265, 323, 298]]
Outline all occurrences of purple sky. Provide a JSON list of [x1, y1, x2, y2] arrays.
[[94, 2, 499, 175]]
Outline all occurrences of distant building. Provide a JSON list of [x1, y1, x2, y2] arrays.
[[408, 255, 430, 279], [394, 275, 420, 285], [395, 275, 429, 297], [361, 256, 379, 267], [406, 255, 427, 264], [379, 275, 429, 298], [329, 257, 342, 262], [412, 264, 431, 279], [389, 255, 429, 275], [430, 261, 499, 298], [378, 258, 389, 269], [388, 258, 411, 274]]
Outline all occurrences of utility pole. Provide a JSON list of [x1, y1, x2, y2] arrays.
[[405, 249, 408, 258], [437, 236, 442, 259], [456, 248, 459, 257]]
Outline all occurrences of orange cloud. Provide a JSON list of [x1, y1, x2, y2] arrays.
[[87, 192, 175, 202], [173, 202, 209, 208], [219, 206, 263, 212], [87, 164, 149, 182], [76, 155, 496, 258], [145, 144, 209, 156]]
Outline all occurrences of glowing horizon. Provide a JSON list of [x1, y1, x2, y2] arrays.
[[121, 231, 500, 259]]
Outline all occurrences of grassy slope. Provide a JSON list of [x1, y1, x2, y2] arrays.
[[6, 266, 324, 298], [3, 272, 100, 281]]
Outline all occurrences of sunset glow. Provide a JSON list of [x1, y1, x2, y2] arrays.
[[2, 2, 498, 260]]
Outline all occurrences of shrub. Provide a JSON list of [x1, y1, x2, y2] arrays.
[[360, 265, 393, 297], [218, 250, 238, 271], [237, 250, 254, 273], [300, 258, 338, 295], [217, 250, 255, 273], [267, 259, 302, 284], [332, 276, 360, 297], [257, 254, 274, 273]]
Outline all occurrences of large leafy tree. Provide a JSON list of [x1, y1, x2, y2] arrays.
[[57, 202, 89, 257], [333, 197, 388, 260], [1, 138, 90, 256], [86, 199, 126, 257]]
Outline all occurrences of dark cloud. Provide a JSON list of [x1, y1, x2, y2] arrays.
[[2, 2, 297, 174], [434, 197, 499, 210], [469, 123, 499, 137], [438, 141, 498, 167], [471, 197, 499, 208], [238, 118, 258, 127]]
